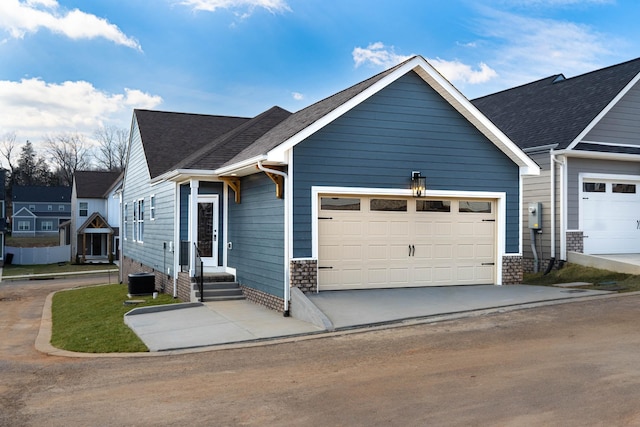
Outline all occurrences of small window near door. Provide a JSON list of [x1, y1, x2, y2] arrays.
[[417, 200, 451, 212], [583, 182, 606, 193], [612, 184, 636, 194], [459, 201, 492, 213], [370, 199, 407, 212], [79, 202, 88, 216], [321, 197, 361, 211]]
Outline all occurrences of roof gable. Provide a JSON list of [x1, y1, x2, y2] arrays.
[[218, 55, 538, 175], [134, 109, 250, 179], [472, 58, 640, 151]]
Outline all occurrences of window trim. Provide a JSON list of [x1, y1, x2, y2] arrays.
[[79, 201, 88, 217], [18, 220, 30, 231], [123, 203, 128, 241], [41, 220, 53, 231]]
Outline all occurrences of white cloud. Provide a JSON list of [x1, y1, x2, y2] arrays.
[[477, 8, 616, 87], [291, 92, 303, 101], [0, 78, 162, 146], [0, 0, 141, 50], [428, 58, 498, 84], [179, 0, 291, 15], [352, 42, 498, 86], [352, 42, 412, 69]]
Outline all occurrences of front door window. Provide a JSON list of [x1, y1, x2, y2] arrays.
[[196, 195, 219, 266]]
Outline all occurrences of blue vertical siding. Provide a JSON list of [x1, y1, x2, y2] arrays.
[[293, 71, 520, 256], [228, 173, 285, 298]]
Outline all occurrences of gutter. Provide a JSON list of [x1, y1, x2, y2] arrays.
[[257, 160, 291, 316]]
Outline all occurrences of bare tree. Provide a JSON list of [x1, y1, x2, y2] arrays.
[[94, 125, 128, 172], [45, 133, 91, 186], [15, 140, 52, 186], [0, 132, 18, 186]]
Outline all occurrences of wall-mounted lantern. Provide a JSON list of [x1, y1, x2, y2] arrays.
[[411, 171, 426, 197]]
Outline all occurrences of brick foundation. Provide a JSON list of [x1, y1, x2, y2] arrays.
[[176, 272, 192, 302], [240, 285, 285, 313], [566, 231, 584, 253], [502, 255, 523, 284], [290, 258, 317, 293]]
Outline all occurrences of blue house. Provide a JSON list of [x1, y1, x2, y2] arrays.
[[121, 56, 539, 313], [11, 185, 71, 237]]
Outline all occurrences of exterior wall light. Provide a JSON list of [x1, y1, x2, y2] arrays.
[[411, 171, 426, 197]]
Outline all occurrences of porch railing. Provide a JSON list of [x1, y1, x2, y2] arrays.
[[194, 243, 204, 302]]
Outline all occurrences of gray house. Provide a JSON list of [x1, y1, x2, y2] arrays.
[[121, 56, 539, 313], [473, 58, 640, 272], [11, 185, 71, 237]]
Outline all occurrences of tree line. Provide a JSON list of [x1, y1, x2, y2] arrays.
[[0, 125, 128, 190]]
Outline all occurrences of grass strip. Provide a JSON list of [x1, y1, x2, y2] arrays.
[[51, 283, 176, 353]]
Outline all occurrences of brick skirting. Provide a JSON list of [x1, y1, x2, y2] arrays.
[[566, 231, 584, 253], [502, 255, 523, 285], [240, 285, 285, 313], [290, 258, 318, 293]]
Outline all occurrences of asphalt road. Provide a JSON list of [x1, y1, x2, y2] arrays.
[[2, 276, 640, 426]]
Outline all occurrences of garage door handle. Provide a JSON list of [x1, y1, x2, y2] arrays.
[[482, 219, 495, 222], [318, 266, 333, 269], [318, 217, 333, 220], [481, 263, 495, 266], [408, 245, 415, 256]]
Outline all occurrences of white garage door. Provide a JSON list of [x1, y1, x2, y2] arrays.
[[581, 179, 640, 254], [318, 195, 496, 290]]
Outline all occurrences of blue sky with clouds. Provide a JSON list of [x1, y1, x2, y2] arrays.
[[1, 0, 639, 161]]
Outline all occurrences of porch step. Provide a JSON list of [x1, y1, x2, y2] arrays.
[[192, 280, 245, 302]]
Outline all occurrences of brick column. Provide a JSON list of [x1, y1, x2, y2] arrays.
[[502, 255, 523, 285], [290, 258, 318, 293], [566, 231, 584, 253]]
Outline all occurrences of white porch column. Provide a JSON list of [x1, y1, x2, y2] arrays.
[[188, 179, 199, 276]]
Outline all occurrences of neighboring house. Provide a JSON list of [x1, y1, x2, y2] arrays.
[[69, 171, 122, 263], [122, 55, 539, 313], [11, 185, 71, 237], [0, 170, 6, 264], [473, 58, 640, 271]]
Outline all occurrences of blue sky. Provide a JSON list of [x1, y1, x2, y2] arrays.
[[1, 0, 639, 162]]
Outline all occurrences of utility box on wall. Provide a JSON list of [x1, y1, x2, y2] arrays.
[[528, 202, 542, 230]]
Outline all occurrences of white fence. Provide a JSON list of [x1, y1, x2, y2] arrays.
[[5, 245, 70, 265]]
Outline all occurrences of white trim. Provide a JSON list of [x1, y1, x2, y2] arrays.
[[579, 140, 640, 149], [173, 182, 179, 298], [561, 155, 568, 260], [149, 194, 156, 220], [222, 181, 229, 269], [12, 207, 37, 218], [311, 186, 507, 285], [566, 71, 640, 151], [553, 149, 640, 162]]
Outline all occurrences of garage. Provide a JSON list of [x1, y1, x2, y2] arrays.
[[581, 177, 640, 254], [318, 195, 496, 290]]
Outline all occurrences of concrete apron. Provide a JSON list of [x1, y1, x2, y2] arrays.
[[126, 284, 610, 351]]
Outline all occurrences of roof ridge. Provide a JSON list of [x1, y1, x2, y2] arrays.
[[134, 108, 249, 121]]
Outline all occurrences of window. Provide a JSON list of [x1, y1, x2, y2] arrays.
[[79, 202, 88, 217], [59, 205, 65, 211], [29, 204, 35, 211], [42, 221, 53, 231], [150, 195, 156, 220], [613, 184, 636, 194], [123, 203, 128, 240], [320, 197, 361, 211], [459, 201, 492, 213], [18, 221, 30, 231], [133, 199, 144, 242], [48, 205, 52, 211], [417, 200, 451, 212], [583, 182, 606, 193], [370, 199, 407, 212]]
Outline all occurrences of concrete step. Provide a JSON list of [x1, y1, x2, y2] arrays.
[[195, 273, 236, 283], [192, 281, 241, 291]]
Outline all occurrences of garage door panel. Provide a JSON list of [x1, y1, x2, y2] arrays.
[[319, 195, 496, 289]]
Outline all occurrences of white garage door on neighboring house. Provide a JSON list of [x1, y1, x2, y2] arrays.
[[318, 195, 496, 290], [581, 178, 640, 254]]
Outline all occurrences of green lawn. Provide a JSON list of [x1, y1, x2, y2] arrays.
[[524, 263, 640, 292], [51, 284, 177, 353]]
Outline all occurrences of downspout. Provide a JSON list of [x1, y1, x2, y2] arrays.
[[257, 160, 291, 316], [551, 151, 566, 267]]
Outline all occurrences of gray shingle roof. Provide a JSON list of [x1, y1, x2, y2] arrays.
[[173, 106, 292, 170], [12, 185, 71, 202], [472, 58, 640, 150], [221, 58, 412, 168], [74, 171, 122, 198], [134, 110, 250, 179]]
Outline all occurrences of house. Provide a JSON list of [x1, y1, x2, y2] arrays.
[[121, 55, 539, 313], [68, 171, 122, 263], [11, 185, 71, 237], [472, 58, 640, 272]]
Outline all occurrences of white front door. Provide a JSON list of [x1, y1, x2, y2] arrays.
[[197, 195, 219, 267]]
